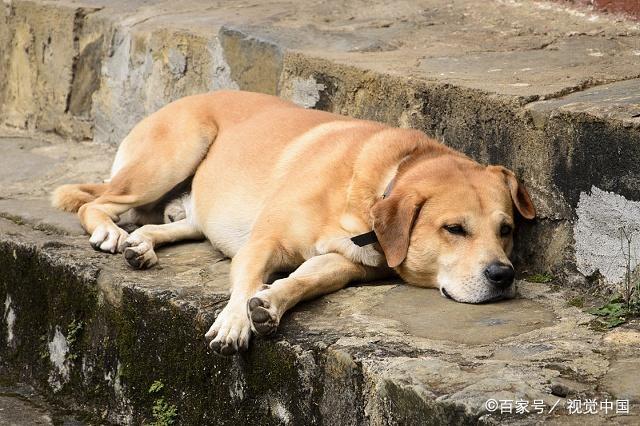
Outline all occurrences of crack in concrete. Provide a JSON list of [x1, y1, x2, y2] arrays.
[[522, 73, 640, 104]]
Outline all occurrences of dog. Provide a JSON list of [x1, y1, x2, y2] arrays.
[[52, 90, 536, 355]]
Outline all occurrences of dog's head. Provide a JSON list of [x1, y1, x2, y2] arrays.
[[371, 155, 535, 303]]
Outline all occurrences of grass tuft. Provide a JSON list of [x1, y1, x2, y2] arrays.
[[525, 273, 554, 283]]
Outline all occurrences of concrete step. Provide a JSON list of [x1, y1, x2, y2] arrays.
[[0, 382, 85, 425], [1, 0, 640, 282], [1, 0, 640, 423], [1, 132, 640, 424]]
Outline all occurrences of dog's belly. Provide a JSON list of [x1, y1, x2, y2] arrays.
[[200, 207, 254, 257], [190, 148, 268, 258]]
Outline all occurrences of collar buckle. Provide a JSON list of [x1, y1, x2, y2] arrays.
[[350, 177, 395, 246]]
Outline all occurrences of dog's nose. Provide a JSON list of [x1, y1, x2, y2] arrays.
[[484, 262, 515, 289]]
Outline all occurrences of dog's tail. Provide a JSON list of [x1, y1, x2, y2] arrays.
[[51, 183, 109, 213]]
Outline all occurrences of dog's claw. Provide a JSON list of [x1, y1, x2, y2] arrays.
[[220, 343, 237, 356], [122, 234, 158, 269], [205, 304, 251, 356], [208, 339, 221, 352], [204, 329, 217, 343]]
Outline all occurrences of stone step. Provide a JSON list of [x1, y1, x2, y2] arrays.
[[2, 0, 640, 423], [1, 0, 640, 281], [1, 132, 639, 424]]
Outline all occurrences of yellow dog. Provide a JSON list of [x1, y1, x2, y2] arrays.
[[52, 91, 535, 355]]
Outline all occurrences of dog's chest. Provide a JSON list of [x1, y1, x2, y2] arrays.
[[315, 236, 385, 267]]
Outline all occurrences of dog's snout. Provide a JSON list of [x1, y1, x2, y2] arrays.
[[484, 262, 514, 289]]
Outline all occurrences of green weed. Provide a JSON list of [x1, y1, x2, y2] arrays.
[[587, 295, 639, 330], [525, 273, 554, 283], [148, 380, 177, 426]]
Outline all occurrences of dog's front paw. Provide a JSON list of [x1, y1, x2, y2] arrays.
[[122, 234, 158, 269], [248, 289, 280, 337], [89, 224, 129, 254], [205, 304, 251, 355]]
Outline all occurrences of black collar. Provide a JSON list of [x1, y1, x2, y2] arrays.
[[350, 177, 395, 247]]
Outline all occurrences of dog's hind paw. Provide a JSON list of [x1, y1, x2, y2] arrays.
[[248, 292, 279, 336], [90, 224, 129, 254], [205, 304, 251, 356], [122, 234, 158, 269]]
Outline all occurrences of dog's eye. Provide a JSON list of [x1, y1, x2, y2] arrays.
[[444, 224, 466, 236], [500, 224, 513, 237]]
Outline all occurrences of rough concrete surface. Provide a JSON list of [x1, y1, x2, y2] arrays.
[[0, 395, 55, 426], [1, 132, 640, 424], [574, 186, 640, 283], [1, 0, 640, 423], [0, 382, 85, 425]]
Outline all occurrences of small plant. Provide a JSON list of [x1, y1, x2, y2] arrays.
[[39, 334, 49, 360], [619, 227, 640, 312], [567, 296, 584, 308], [148, 380, 177, 426], [66, 319, 84, 362], [525, 273, 554, 283], [587, 227, 640, 330], [587, 227, 640, 329], [149, 380, 164, 394], [67, 319, 84, 346], [152, 398, 178, 426], [587, 296, 630, 329]]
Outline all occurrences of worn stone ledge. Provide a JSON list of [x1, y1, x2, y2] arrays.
[[1, 133, 639, 424], [1, 1, 640, 423], [2, 200, 640, 425], [2, 0, 639, 278], [0, 220, 478, 425]]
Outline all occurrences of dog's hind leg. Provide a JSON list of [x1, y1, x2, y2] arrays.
[[248, 253, 389, 336], [122, 219, 204, 269], [78, 126, 215, 253], [80, 168, 196, 253]]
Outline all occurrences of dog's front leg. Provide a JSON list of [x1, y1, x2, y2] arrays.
[[248, 253, 387, 336], [205, 238, 284, 355]]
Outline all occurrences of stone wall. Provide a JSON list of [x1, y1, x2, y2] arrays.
[[1, 0, 640, 283]]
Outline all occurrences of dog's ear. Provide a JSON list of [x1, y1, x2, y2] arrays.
[[490, 166, 536, 220], [371, 192, 425, 268]]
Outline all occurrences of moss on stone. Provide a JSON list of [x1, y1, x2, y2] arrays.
[[0, 236, 447, 424], [0, 241, 99, 412]]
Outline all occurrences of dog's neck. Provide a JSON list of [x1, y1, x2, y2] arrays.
[[342, 130, 458, 241], [342, 133, 422, 235], [349, 173, 396, 246]]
